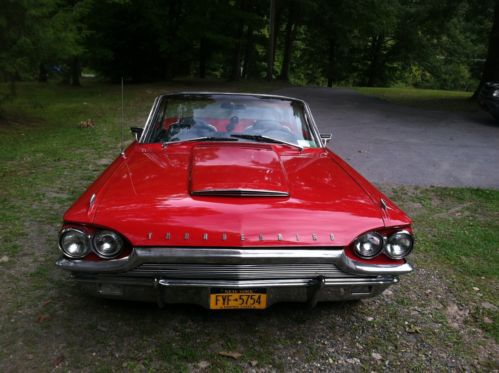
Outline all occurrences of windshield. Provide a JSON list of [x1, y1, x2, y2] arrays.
[[144, 94, 319, 148]]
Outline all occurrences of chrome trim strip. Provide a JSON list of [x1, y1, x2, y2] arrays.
[[56, 247, 413, 276], [127, 262, 355, 279], [303, 102, 324, 148], [338, 252, 413, 275], [158, 276, 397, 288], [140, 96, 162, 143]]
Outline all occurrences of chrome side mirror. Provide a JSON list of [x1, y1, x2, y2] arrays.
[[320, 133, 332, 146], [130, 127, 143, 141]]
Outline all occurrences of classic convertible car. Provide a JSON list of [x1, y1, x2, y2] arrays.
[[56, 92, 414, 309]]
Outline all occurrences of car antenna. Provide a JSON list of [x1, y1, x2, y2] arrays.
[[120, 77, 125, 157]]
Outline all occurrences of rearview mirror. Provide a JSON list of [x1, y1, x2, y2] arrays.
[[320, 133, 332, 146], [130, 127, 143, 141]]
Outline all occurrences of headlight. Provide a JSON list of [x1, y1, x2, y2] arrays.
[[493, 89, 499, 98], [59, 229, 91, 258], [353, 232, 383, 259], [385, 231, 414, 259], [92, 230, 124, 258]]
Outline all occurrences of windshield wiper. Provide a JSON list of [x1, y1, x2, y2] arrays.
[[230, 134, 303, 150], [162, 136, 239, 146]]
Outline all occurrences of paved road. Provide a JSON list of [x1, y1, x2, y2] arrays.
[[277, 87, 499, 189]]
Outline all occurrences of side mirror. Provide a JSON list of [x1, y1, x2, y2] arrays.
[[320, 133, 332, 146], [130, 127, 143, 141]]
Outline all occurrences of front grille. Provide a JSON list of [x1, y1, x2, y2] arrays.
[[126, 263, 360, 280]]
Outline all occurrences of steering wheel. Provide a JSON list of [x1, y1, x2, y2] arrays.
[[192, 120, 217, 133], [166, 118, 216, 141]]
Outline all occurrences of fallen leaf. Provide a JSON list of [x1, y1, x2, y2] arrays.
[[472, 287, 480, 292], [366, 316, 374, 322], [97, 325, 108, 332], [36, 314, 50, 323], [79, 119, 95, 129], [218, 351, 242, 360], [0, 255, 9, 263], [54, 355, 65, 367], [345, 358, 361, 365], [250, 360, 258, 367], [197, 361, 210, 369], [483, 316, 493, 324], [371, 352, 382, 360], [405, 324, 421, 334]]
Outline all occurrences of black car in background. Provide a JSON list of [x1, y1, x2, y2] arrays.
[[479, 82, 499, 122]]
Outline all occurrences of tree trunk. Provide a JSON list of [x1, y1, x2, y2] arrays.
[[272, 1, 283, 67], [473, 1, 499, 98], [279, 3, 297, 81], [242, 24, 254, 78], [367, 34, 385, 87], [327, 38, 335, 87], [229, 10, 245, 81], [71, 57, 81, 86], [199, 37, 207, 79], [38, 63, 48, 83], [266, 0, 276, 81], [9, 73, 16, 97]]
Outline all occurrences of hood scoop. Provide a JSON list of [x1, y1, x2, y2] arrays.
[[191, 189, 288, 197], [190, 144, 289, 197]]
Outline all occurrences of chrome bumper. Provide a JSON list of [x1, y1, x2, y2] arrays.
[[56, 247, 413, 308]]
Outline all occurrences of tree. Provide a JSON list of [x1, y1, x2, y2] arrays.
[[473, 0, 499, 97]]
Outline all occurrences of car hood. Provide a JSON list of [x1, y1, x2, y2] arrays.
[[68, 143, 388, 247]]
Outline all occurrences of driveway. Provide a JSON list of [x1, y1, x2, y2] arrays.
[[277, 87, 499, 189]]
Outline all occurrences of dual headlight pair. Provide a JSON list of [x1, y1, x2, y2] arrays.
[[59, 228, 125, 259], [353, 230, 413, 260]]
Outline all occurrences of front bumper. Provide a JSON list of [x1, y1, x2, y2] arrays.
[[56, 247, 413, 308]]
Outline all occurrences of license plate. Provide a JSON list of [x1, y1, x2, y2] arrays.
[[209, 288, 267, 310]]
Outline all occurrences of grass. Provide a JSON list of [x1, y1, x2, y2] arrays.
[[354, 86, 481, 112], [0, 79, 498, 371], [386, 186, 499, 341]]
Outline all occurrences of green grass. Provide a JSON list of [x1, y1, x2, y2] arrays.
[[387, 186, 499, 340], [354, 86, 480, 112], [0, 80, 498, 371]]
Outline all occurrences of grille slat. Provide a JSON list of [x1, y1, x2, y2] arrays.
[[127, 263, 358, 279]]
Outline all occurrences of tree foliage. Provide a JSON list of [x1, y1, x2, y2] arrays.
[[0, 0, 497, 93]]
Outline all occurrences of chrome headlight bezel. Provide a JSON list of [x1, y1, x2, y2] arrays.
[[92, 229, 124, 258], [58, 228, 91, 259], [352, 231, 384, 259], [384, 230, 414, 259]]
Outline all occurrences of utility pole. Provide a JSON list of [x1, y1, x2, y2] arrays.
[[266, 0, 276, 81]]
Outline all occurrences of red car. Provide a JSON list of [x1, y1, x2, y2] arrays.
[[56, 92, 414, 309]]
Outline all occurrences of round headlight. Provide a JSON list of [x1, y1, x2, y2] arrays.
[[59, 229, 91, 258], [353, 232, 383, 259], [385, 231, 414, 259], [493, 89, 499, 98], [92, 230, 124, 258]]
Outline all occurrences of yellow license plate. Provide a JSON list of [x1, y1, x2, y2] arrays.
[[209, 289, 267, 310]]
